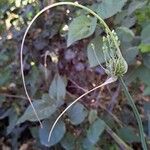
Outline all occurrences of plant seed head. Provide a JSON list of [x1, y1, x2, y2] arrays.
[[103, 31, 128, 77]]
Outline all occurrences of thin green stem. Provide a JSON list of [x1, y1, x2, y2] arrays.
[[119, 77, 147, 150], [106, 125, 133, 150]]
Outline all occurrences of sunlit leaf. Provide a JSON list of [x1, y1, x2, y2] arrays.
[[139, 44, 150, 53], [82, 138, 96, 150]]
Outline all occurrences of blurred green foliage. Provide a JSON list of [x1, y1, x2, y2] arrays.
[[0, 0, 150, 149]]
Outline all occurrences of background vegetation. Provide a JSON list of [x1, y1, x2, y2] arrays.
[[0, 0, 150, 149]]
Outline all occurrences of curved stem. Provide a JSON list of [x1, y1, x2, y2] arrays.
[[119, 77, 147, 150], [48, 77, 117, 142], [20, 1, 122, 129]]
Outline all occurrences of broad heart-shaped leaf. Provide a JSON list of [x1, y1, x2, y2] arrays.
[[39, 119, 66, 147], [87, 118, 105, 145], [116, 26, 134, 50], [17, 100, 57, 124], [49, 74, 66, 105], [67, 102, 88, 125], [67, 15, 97, 47], [93, 0, 127, 19], [87, 37, 105, 67], [122, 47, 138, 65]]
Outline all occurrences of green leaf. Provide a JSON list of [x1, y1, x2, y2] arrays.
[[17, 100, 57, 124], [30, 127, 40, 142], [143, 54, 150, 69], [87, 37, 105, 67], [122, 47, 138, 65], [67, 102, 88, 125], [67, 15, 97, 47], [7, 109, 18, 134], [143, 86, 150, 96], [88, 109, 98, 124], [39, 119, 66, 147], [42, 93, 54, 104], [136, 66, 150, 86], [0, 67, 11, 86], [125, 65, 150, 85], [127, 0, 147, 15], [61, 133, 76, 150], [140, 24, 150, 53], [82, 138, 96, 150], [141, 24, 150, 44], [87, 118, 105, 145], [26, 66, 42, 96], [94, 0, 127, 19], [135, 2, 150, 27], [117, 127, 140, 143], [116, 27, 134, 49], [49, 74, 66, 105], [139, 44, 150, 53]]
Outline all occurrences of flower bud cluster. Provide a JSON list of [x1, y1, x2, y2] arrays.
[[102, 30, 128, 77]]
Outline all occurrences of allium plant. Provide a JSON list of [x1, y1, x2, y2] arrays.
[[20, 2, 147, 150]]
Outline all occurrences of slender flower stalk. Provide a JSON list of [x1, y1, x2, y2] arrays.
[[119, 77, 147, 150]]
